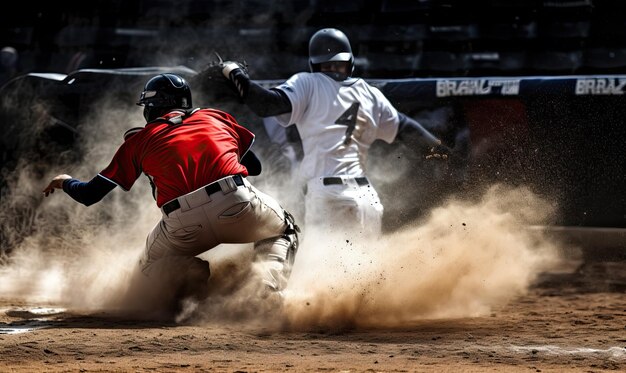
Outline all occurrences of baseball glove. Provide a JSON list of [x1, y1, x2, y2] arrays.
[[194, 53, 248, 103]]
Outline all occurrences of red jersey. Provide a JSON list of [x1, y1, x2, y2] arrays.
[[99, 108, 255, 207]]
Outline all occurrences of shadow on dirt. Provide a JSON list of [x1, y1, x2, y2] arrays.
[[533, 261, 626, 295]]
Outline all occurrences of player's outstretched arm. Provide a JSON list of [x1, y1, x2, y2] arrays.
[[396, 113, 472, 163], [396, 113, 442, 149], [221, 62, 292, 117], [43, 174, 116, 206]]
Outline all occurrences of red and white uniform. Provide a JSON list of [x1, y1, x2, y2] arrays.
[[99, 108, 292, 292], [99, 109, 254, 207]]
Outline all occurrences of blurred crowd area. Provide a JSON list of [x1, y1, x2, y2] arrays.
[[2, 0, 626, 85]]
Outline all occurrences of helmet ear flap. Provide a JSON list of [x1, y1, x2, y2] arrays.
[[309, 61, 321, 73], [143, 105, 163, 122]]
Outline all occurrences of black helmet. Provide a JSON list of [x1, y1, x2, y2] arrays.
[[308, 28, 354, 75], [137, 73, 192, 121]]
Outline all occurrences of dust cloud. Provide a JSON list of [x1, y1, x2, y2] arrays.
[[0, 93, 158, 311], [280, 184, 563, 330], [0, 79, 564, 331]]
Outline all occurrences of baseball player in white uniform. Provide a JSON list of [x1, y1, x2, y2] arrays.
[[220, 28, 450, 238]]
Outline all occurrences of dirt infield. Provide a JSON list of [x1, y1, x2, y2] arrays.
[[1, 257, 624, 372]]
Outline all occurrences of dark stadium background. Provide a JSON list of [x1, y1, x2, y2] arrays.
[[1, 1, 625, 247], [2, 1, 626, 78]]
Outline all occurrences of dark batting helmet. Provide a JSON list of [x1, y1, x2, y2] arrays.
[[137, 73, 192, 121], [308, 28, 354, 76]]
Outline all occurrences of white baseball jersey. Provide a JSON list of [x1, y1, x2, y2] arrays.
[[271, 72, 401, 238], [274, 72, 400, 182]]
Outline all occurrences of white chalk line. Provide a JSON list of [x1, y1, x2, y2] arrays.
[[510, 345, 625, 359]]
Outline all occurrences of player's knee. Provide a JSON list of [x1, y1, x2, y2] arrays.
[[253, 210, 300, 292], [253, 238, 292, 291]]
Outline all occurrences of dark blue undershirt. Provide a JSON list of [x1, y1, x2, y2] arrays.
[[62, 175, 116, 206]]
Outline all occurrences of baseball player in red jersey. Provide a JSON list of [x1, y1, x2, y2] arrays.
[[219, 28, 451, 239], [43, 73, 299, 316]]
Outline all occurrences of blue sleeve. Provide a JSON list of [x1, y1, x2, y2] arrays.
[[62, 175, 117, 206]]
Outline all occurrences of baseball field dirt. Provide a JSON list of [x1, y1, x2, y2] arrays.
[[1, 259, 624, 372], [1, 182, 625, 372]]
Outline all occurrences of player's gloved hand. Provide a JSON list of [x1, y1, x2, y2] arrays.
[[221, 61, 249, 80], [197, 56, 249, 102], [426, 142, 453, 160], [219, 60, 250, 99]]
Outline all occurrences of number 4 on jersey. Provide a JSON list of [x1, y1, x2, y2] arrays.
[[336, 102, 360, 145]]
